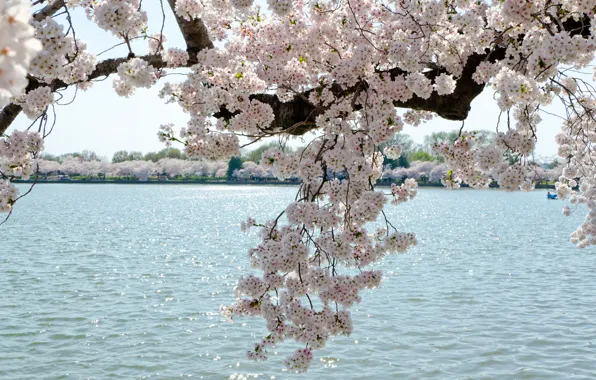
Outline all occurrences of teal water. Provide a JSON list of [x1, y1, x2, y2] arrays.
[[1, 184, 595, 379]]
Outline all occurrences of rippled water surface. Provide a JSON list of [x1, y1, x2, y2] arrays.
[[1, 184, 595, 379]]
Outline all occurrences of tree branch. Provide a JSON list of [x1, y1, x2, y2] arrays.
[[390, 53, 490, 120], [166, 0, 214, 64], [214, 53, 492, 136], [2, 4, 592, 138], [214, 15, 592, 135], [0, 104, 23, 135], [33, 0, 64, 21], [0, 54, 170, 135]]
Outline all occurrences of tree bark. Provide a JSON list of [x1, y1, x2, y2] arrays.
[[33, 0, 64, 22], [214, 53, 493, 135], [0, 104, 23, 134], [166, 0, 214, 64]]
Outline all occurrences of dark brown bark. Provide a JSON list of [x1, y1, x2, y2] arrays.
[[214, 53, 493, 136], [392, 53, 490, 121], [0, 104, 23, 134], [166, 0, 214, 64]]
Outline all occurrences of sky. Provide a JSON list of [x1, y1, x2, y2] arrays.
[[8, 2, 568, 161]]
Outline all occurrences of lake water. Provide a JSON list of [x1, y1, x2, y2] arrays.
[[1, 184, 595, 379]]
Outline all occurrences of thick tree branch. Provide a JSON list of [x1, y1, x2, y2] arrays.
[[390, 53, 490, 120], [166, 0, 214, 64], [33, 0, 64, 21], [81, 54, 169, 83], [214, 53, 493, 136], [215, 15, 592, 135], [0, 104, 23, 135], [0, 54, 170, 135]]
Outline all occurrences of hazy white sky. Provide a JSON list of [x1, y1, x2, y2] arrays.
[[8, 3, 564, 160]]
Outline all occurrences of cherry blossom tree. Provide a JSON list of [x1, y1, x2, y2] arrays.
[[59, 155, 86, 176], [215, 168, 227, 178], [157, 157, 187, 178], [36, 158, 60, 176], [32, 156, 227, 180], [182, 159, 227, 177], [112, 160, 158, 181], [131, 160, 158, 181], [233, 160, 274, 179], [2, 0, 596, 372], [429, 163, 448, 184]]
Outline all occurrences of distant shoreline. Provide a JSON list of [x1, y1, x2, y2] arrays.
[[13, 179, 557, 189], [14, 179, 302, 186]]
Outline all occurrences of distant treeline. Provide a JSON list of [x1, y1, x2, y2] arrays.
[[35, 130, 562, 184]]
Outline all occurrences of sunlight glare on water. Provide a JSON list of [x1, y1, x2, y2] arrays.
[[1, 184, 595, 379]]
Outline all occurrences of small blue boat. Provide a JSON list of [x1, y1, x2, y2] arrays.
[[547, 192, 557, 200]]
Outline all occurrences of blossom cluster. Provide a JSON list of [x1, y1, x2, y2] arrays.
[[217, 100, 419, 370], [163, 48, 189, 68], [0, 130, 44, 212], [554, 110, 596, 248], [13, 85, 54, 119], [0, 0, 41, 108], [113, 58, 158, 97], [92, 0, 147, 36], [432, 131, 540, 192], [30, 16, 96, 87], [383, 145, 402, 160], [390, 178, 418, 205], [174, 0, 203, 22]]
